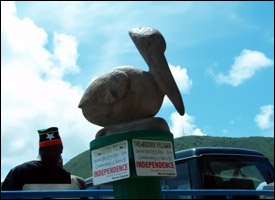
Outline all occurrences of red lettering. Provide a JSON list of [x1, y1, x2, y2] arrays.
[[93, 164, 128, 177], [136, 162, 174, 169]]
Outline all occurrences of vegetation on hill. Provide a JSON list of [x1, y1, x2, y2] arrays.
[[64, 136, 274, 179]]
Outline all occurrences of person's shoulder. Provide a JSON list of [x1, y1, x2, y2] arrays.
[[14, 160, 43, 170], [5, 160, 42, 177]]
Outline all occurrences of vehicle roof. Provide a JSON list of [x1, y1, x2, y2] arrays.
[[175, 147, 264, 160]]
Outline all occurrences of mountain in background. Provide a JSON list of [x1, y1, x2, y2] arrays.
[[64, 136, 274, 179]]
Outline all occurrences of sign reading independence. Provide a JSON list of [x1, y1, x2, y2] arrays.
[[92, 140, 129, 185], [132, 139, 177, 177]]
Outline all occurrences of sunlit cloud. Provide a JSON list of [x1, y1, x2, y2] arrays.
[[210, 49, 273, 86], [170, 64, 193, 94], [170, 112, 206, 138], [1, 1, 100, 181], [163, 64, 192, 107], [255, 105, 274, 130]]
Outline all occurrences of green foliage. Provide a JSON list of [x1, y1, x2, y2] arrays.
[[64, 150, 92, 179], [64, 136, 274, 179]]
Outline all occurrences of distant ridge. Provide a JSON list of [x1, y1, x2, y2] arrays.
[[64, 136, 274, 179]]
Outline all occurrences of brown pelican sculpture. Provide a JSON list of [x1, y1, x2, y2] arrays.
[[78, 27, 184, 127]]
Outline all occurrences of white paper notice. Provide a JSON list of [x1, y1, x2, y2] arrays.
[[132, 139, 177, 177], [92, 140, 129, 185]]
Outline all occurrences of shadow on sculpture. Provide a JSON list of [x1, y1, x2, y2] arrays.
[[78, 27, 184, 136]]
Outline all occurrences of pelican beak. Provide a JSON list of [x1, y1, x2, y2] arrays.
[[129, 27, 185, 116]]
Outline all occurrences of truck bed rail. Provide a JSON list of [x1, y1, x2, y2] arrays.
[[1, 189, 274, 199]]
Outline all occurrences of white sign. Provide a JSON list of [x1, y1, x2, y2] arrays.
[[91, 140, 129, 185], [132, 139, 177, 177]]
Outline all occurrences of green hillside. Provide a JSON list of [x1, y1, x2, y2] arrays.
[[64, 136, 274, 179]]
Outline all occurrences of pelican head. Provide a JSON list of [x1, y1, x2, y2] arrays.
[[129, 27, 185, 116]]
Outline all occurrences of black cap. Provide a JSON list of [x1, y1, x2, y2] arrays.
[[38, 127, 63, 148]]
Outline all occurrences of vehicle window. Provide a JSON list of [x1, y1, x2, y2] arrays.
[[201, 155, 272, 190], [164, 161, 191, 189], [161, 161, 191, 199]]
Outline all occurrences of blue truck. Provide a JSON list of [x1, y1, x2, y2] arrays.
[[86, 147, 274, 199], [3, 147, 273, 199], [162, 147, 274, 199]]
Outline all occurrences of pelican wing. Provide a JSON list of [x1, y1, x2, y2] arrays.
[[78, 70, 130, 108]]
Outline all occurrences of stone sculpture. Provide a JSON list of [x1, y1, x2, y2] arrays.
[[78, 27, 184, 129]]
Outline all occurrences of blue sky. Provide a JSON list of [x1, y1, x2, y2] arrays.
[[1, 1, 274, 181]]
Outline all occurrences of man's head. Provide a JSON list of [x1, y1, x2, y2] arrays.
[[38, 127, 63, 167]]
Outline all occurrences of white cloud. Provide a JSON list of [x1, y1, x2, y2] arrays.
[[50, 32, 80, 79], [1, 1, 100, 181], [170, 64, 193, 94], [170, 112, 206, 138], [255, 105, 274, 130], [163, 64, 192, 107], [213, 49, 273, 86]]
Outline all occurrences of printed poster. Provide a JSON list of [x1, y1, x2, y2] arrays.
[[132, 139, 177, 177], [92, 140, 129, 185]]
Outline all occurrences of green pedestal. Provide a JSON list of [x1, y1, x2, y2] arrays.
[[90, 129, 175, 199], [113, 176, 162, 199]]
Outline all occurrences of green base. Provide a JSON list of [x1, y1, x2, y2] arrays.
[[113, 177, 162, 199], [90, 129, 175, 199]]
